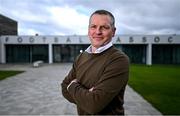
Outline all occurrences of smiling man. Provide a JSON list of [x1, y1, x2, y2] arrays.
[[61, 9, 129, 115]]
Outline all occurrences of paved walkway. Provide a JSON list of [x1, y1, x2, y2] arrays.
[[0, 63, 162, 115]]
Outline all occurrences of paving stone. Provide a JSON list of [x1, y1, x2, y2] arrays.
[[0, 63, 162, 115]]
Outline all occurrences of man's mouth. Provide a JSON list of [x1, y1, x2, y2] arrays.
[[93, 37, 103, 40]]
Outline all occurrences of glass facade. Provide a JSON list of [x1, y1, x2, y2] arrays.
[[6, 45, 30, 63], [114, 44, 146, 64], [6, 45, 48, 63], [53, 44, 89, 62], [152, 44, 180, 64], [53, 44, 147, 63], [5, 44, 180, 64]]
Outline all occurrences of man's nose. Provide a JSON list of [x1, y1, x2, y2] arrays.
[[95, 27, 102, 34]]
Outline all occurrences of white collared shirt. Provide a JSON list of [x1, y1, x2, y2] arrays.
[[85, 41, 113, 54]]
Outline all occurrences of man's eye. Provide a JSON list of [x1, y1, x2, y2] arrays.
[[102, 26, 110, 30], [90, 25, 96, 29]]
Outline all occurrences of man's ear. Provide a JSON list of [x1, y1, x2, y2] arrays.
[[112, 27, 116, 37]]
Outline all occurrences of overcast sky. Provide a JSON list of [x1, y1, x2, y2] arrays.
[[0, 0, 180, 35]]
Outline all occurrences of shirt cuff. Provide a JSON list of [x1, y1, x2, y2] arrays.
[[67, 80, 77, 91]]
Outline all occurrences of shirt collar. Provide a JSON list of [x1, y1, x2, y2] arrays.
[[85, 41, 113, 54]]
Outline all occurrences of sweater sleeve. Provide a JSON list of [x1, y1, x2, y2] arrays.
[[61, 64, 76, 103], [61, 53, 82, 103], [68, 54, 129, 114]]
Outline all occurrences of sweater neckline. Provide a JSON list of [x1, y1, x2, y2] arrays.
[[85, 46, 114, 57]]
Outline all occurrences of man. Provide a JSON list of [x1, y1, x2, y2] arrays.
[[61, 9, 129, 115]]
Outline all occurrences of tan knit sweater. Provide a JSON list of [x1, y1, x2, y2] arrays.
[[61, 46, 129, 115]]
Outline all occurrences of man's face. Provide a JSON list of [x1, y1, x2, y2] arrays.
[[88, 14, 116, 48]]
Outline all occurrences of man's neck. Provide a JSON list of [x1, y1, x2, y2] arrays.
[[91, 46, 96, 53], [91, 41, 112, 53]]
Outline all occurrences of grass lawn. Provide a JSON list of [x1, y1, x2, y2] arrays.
[[0, 70, 24, 81], [128, 64, 180, 115]]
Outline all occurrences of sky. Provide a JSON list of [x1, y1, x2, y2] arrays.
[[0, 0, 180, 35]]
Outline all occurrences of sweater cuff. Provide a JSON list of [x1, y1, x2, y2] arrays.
[[67, 81, 80, 99]]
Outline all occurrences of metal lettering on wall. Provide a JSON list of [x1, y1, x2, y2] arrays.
[[29, 37, 34, 43], [129, 37, 134, 43], [17, 37, 23, 43], [154, 36, 160, 43], [114, 36, 174, 44], [54, 37, 58, 43], [142, 37, 147, 43], [43, 37, 46, 43], [2, 36, 177, 44], [66, 37, 71, 43], [5, 37, 9, 42], [168, 36, 173, 43], [116, 37, 121, 43], [79, 37, 83, 43]]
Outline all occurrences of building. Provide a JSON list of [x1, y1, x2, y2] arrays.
[[0, 35, 180, 65], [0, 14, 18, 35]]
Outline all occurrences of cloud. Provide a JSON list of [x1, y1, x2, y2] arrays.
[[19, 28, 42, 35], [0, 0, 180, 35], [47, 6, 89, 35]]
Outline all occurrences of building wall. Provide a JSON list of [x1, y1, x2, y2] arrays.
[[0, 14, 18, 35], [0, 35, 180, 65]]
